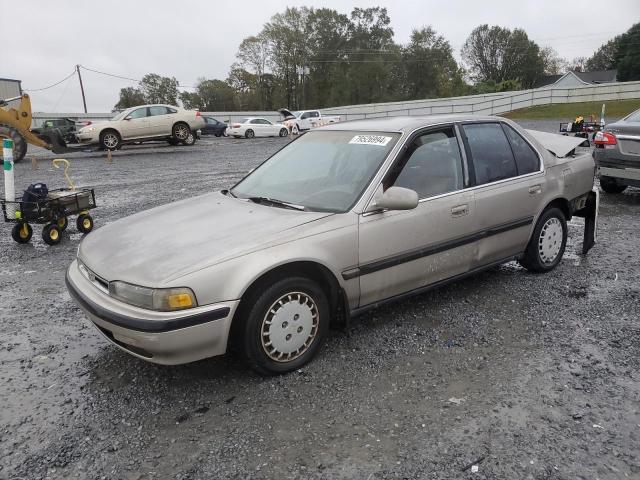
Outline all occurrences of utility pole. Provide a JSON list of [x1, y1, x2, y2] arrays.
[[76, 64, 87, 113]]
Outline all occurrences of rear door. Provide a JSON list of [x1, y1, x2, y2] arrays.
[[119, 107, 150, 139], [459, 122, 545, 266], [357, 126, 477, 307], [148, 106, 173, 136]]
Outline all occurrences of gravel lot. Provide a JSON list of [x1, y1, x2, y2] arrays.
[[1, 122, 639, 479]]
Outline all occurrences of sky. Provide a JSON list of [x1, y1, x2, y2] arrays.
[[5, 0, 639, 113]]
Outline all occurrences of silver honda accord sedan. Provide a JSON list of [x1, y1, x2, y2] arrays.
[[66, 115, 598, 374]]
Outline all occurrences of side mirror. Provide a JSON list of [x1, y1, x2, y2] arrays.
[[367, 186, 418, 212], [124, 116, 131, 121]]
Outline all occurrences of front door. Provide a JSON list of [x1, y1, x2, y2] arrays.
[[119, 107, 150, 140], [357, 126, 478, 307]]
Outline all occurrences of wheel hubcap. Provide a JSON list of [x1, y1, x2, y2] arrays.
[[104, 134, 118, 148], [83, 219, 91, 229], [261, 292, 319, 362], [538, 217, 563, 265], [50, 229, 59, 241], [175, 126, 189, 140]]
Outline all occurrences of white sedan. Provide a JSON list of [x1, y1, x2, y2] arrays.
[[227, 118, 289, 139]]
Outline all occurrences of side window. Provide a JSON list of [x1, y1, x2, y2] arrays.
[[462, 123, 517, 185], [167, 107, 177, 114], [149, 106, 168, 116], [300, 112, 311, 119], [502, 125, 540, 175], [250, 119, 260, 124], [393, 128, 464, 199], [310, 111, 320, 118], [128, 108, 148, 119]]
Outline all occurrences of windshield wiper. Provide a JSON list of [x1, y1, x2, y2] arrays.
[[247, 196, 306, 211]]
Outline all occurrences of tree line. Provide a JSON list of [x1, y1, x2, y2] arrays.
[[114, 8, 640, 111]]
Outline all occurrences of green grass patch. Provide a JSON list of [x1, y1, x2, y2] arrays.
[[502, 98, 640, 120]]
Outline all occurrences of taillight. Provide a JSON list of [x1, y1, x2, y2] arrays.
[[195, 111, 201, 117], [594, 131, 617, 145], [231, 123, 241, 128]]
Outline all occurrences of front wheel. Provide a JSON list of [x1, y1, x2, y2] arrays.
[[235, 277, 329, 375], [11, 223, 32, 244], [599, 176, 627, 194], [519, 207, 567, 273], [100, 130, 121, 151], [42, 223, 62, 245], [279, 128, 289, 137]]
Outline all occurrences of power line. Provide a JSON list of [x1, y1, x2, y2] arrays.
[[23, 71, 76, 91], [79, 65, 141, 83]]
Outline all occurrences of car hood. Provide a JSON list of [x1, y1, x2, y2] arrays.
[[278, 108, 297, 120], [78, 192, 333, 286]]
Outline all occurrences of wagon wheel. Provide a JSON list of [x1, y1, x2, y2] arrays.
[[76, 214, 94, 234], [42, 223, 62, 245], [11, 223, 32, 244], [56, 216, 68, 231]]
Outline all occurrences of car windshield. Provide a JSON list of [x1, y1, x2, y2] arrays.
[[111, 110, 129, 121], [624, 109, 640, 122], [231, 130, 400, 212]]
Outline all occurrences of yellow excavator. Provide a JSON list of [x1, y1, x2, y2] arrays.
[[0, 93, 72, 163]]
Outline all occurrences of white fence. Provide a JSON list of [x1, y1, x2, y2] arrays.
[[31, 80, 640, 127]]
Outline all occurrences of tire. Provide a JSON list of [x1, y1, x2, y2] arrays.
[[172, 122, 191, 142], [279, 128, 289, 137], [76, 214, 94, 234], [11, 223, 32, 244], [99, 130, 121, 151], [234, 276, 330, 375], [245, 129, 255, 139], [167, 138, 180, 146], [181, 131, 196, 146], [215, 132, 222, 137], [293, 124, 300, 135], [56, 216, 68, 231], [233, 136, 241, 139], [599, 176, 627, 194], [42, 223, 62, 245], [519, 207, 567, 273], [0, 124, 27, 163]]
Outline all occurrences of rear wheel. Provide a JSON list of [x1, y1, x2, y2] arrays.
[[245, 129, 255, 139], [0, 124, 27, 163], [100, 130, 121, 151], [11, 223, 32, 244], [76, 214, 94, 234], [234, 276, 329, 375], [599, 176, 627, 194], [172, 122, 191, 142], [42, 223, 62, 245], [519, 207, 567, 273]]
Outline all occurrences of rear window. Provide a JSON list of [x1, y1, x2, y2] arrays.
[[462, 123, 517, 185], [624, 108, 640, 122]]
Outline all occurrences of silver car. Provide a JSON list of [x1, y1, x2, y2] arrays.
[[593, 107, 640, 193], [66, 116, 598, 374]]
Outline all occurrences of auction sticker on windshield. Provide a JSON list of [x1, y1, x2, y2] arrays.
[[349, 135, 393, 146]]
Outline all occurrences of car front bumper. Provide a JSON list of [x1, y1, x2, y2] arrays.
[[66, 260, 239, 365], [76, 131, 99, 144]]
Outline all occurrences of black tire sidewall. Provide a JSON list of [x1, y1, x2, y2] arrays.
[[0, 124, 27, 163], [523, 207, 567, 272], [599, 176, 626, 194], [238, 277, 329, 375], [245, 130, 254, 139]]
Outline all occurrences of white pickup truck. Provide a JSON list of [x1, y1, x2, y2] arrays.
[[279, 108, 341, 134]]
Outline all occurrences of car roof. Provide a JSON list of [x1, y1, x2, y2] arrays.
[[319, 114, 506, 133]]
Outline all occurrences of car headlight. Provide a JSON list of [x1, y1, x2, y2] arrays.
[[108, 281, 197, 311]]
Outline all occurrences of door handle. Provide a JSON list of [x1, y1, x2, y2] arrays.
[[528, 184, 542, 195], [451, 204, 469, 217]]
